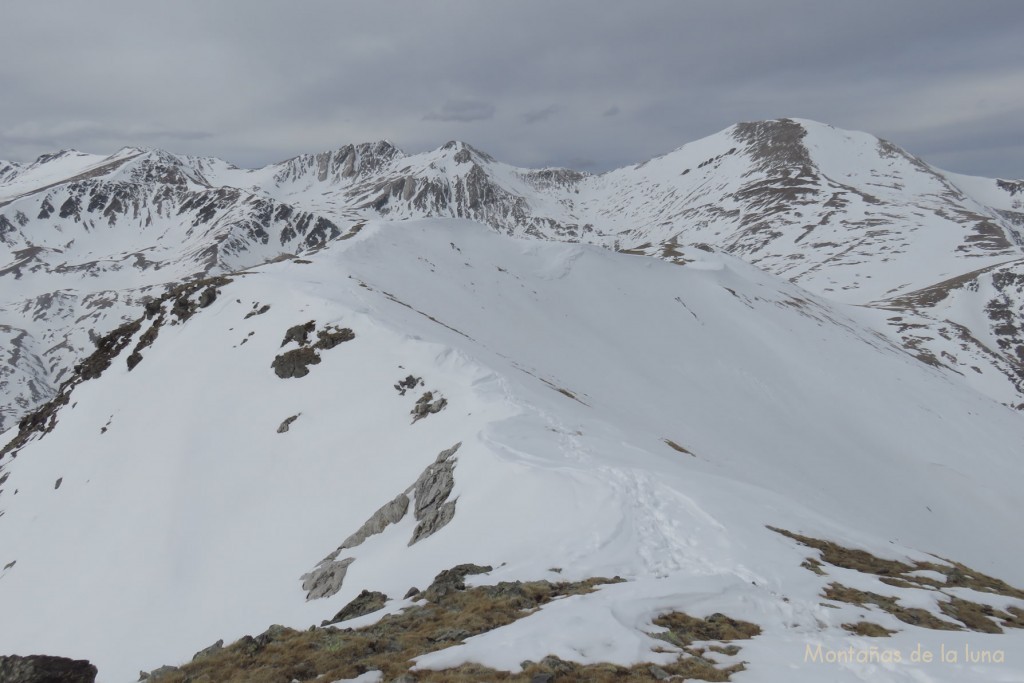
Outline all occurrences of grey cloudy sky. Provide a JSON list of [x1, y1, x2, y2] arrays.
[[1, 0, 1021, 177]]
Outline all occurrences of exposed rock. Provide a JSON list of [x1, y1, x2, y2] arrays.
[[271, 347, 321, 378], [196, 286, 218, 308], [313, 326, 355, 350], [276, 414, 299, 433], [409, 442, 460, 545], [393, 375, 422, 395], [281, 320, 315, 347], [410, 391, 447, 423], [422, 563, 492, 603], [126, 318, 162, 371], [0, 654, 98, 683], [254, 624, 289, 647], [301, 556, 355, 600], [325, 589, 388, 625], [403, 586, 420, 599], [648, 664, 671, 680], [191, 639, 223, 661], [54, 477, 62, 490], [77, 320, 142, 381], [340, 493, 410, 550], [138, 664, 179, 681], [301, 443, 461, 599], [244, 303, 271, 319]]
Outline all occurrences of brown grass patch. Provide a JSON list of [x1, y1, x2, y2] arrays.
[[770, 527, 1024, 635], [663, 439, 694, 456], [841, 621, 896, 637], [146, 572, 760, 683], [823, 583, 960, 631]]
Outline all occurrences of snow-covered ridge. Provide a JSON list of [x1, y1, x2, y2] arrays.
[[1, 118, 1023, 433], [1, 220, 1022, 681]]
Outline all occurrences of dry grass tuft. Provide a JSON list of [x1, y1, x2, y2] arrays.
[[841, 621, 896, 637], [769, 527, 1024, 635], [147, 572, 761, 683], [823, 583, 960, 631]]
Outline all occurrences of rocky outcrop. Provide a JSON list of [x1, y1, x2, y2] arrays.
[[280, 321, 315, 347], [0, 276, 234, 460], [339, 493, 410, 550], [0, 655, 98, 683], [313, 326, 355, 350], [301, 556, 356, 601], [409, 443, 459, 544], [393, 374, 423, 395], [410, 391, 447, 423], [301, 443, 462, 599], [271, 347, 321, 378], [422, 563, 492, 603], [276, 414, 299, 433], [271, 321, 355, 378], [324, 589, 388, 625]]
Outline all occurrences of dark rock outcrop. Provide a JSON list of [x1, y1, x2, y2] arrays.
[[0, 655, 98, 683], [313, 326, 355, 350], [324, 589, 389, 625], [422, 563, 492, 603], [276, 414, 299, 433], [393, 375, 423, 395], [271, 347, 321, 378], [280, 321, 315, 347], [410, 391, 447, 423]]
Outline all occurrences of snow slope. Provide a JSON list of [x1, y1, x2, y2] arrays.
[[1, 219, 1022, 681]]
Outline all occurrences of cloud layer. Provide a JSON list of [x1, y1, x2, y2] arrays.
[[1, 0, 1021, 177]]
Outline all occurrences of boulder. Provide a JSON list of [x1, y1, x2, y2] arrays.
[[0, 655, 98, 683]]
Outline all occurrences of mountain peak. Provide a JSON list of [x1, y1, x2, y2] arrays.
[[437, 140, 495, 164]]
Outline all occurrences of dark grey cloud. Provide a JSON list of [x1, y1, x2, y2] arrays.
[[423, 100, 496, 123], [522, 105, 559, 125], [0, 0, 1020, 177]]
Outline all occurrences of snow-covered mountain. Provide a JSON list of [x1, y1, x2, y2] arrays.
[[2, 119, 1022, 438], [1, 120, 1023, 681]]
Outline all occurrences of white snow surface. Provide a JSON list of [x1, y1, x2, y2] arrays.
[[0, 219, 1022, 681]]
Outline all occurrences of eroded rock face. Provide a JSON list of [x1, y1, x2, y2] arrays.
[[324, 589, 388, 625], [0, 654, 98, 683], [340, 493, 410, 551], [422, 563, 492, 603], [276, 414, 299, 433], [271, 321, 355, 379], [280, 321, 315, 347], [301, 556, 356, 601], [410, 391, 447, 422], [409, 442, 460, 545], [271, 346, 321, 378], [301, 443, 462, 599], [313, 326, 355, 350]]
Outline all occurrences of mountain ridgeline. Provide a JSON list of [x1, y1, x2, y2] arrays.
[[1, 118, 1024, 682], [1, 119, 1022, 437]]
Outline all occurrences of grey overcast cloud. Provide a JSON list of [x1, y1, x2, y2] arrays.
[[1, 0, 1021, 177]]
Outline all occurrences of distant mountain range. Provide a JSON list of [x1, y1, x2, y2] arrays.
[[1, 119, 1022, 682]]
